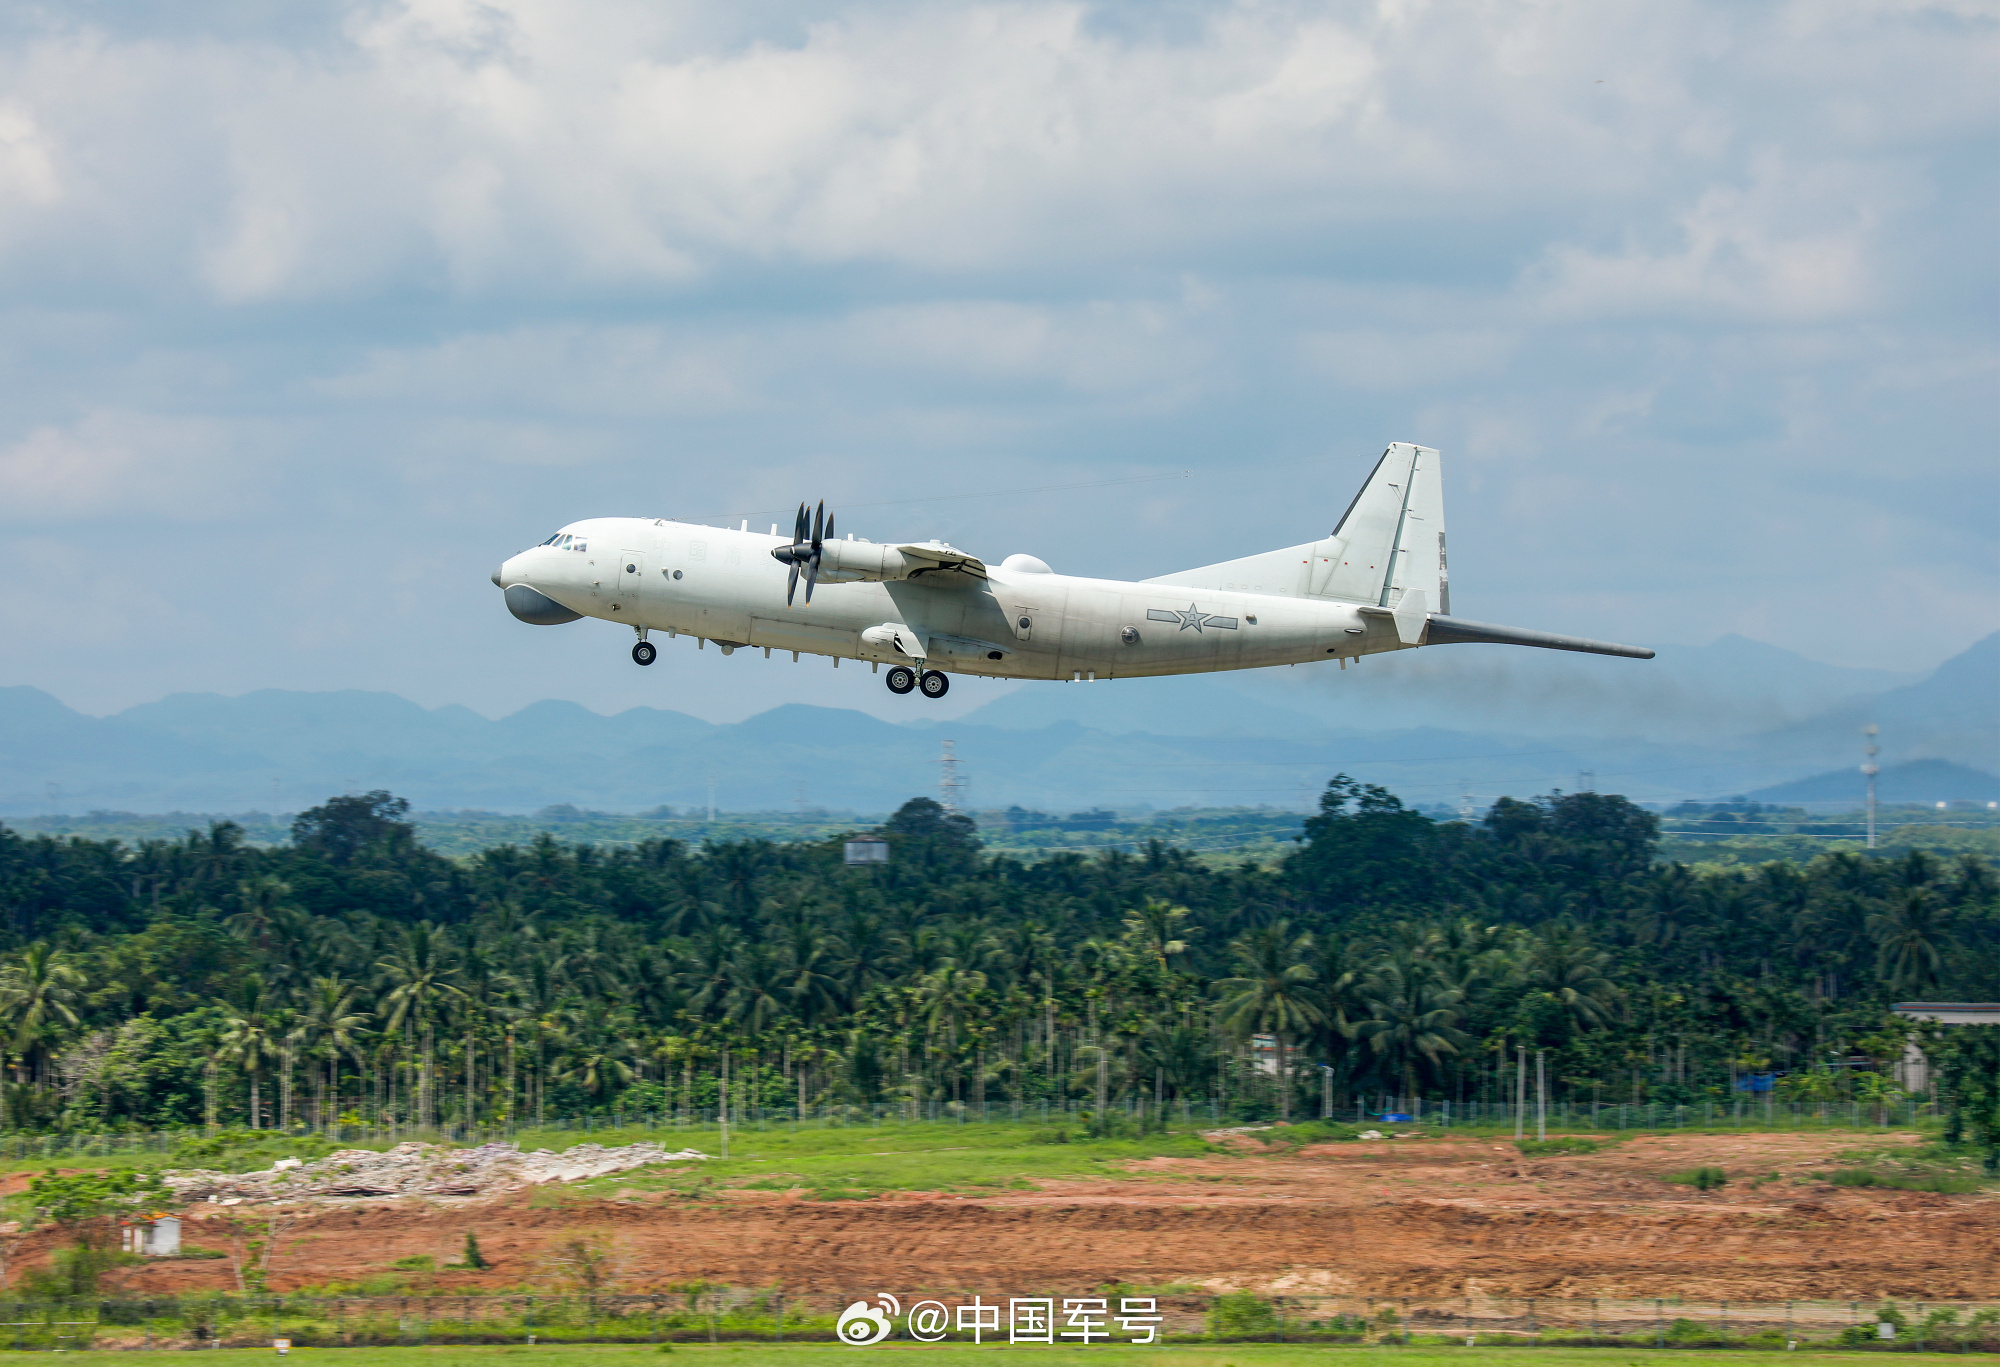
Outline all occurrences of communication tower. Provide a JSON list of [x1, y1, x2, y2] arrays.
[[937, 739, 964, 813], [1862, 724, 1880, 850]]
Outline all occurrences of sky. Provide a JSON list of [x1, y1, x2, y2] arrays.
[[0, 0, 1994, 727]]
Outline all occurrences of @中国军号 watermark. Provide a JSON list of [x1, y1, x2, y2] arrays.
[[835, 1294, 1164, 1345]]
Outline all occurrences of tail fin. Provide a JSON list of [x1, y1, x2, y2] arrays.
[[1144, 441, 1446, 608], [1319, 442, 1445, 610]]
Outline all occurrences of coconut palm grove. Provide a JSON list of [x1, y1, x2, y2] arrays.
[[0, 779, 1992, 1148]]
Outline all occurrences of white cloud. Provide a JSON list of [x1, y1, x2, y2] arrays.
[[1520, 162, 1882, 323], [0, 0, 1977, 299], [0, 411, 267, 522]]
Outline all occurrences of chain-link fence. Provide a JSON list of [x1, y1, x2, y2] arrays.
[[2, 1291, 1993, 1351], [0, 1094, 1951, 1160]]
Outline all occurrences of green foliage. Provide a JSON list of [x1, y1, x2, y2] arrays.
[[18, 1243, 140, 1299], [1515, 1136, 1600, 1156], [0, 774, 1993, 1137], [452, 1230, 489, 1270], [389, 1255, 435, 1271], [27, 1165, 168, 1230], [1208, 1291, 1280, 1337], [1666, 1165, 1728, 1190], [1930, 1022, 2000, 1174], [1261, 1120, 1365, 1147], [1827, 1166, 1982, 1193], [169, 1128, 336, 1173]]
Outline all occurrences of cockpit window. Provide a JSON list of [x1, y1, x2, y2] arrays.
[[571, 538, 587, 552], [559, 534, 573, 548]]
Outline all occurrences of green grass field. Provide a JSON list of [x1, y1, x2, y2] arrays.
[[0, 1345, 1968, 1366], [0, 1120, 1216, 1190]]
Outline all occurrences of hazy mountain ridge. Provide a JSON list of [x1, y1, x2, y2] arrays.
[[0, 632, 1990, 815]]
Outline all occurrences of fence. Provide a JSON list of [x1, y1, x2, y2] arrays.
[[0, 1292, 1993, 1351], [0, 1096, 1947, 1160]]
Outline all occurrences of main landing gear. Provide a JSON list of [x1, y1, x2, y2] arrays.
[[885, 665, 949, 698], [632, 641, 656, 666]]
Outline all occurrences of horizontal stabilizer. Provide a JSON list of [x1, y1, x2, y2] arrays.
[[1423, 616, 1654, 659]]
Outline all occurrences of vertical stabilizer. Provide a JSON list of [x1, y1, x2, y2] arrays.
[[1318, 442, 1445, 609], [1141, 441, 1447, 607]]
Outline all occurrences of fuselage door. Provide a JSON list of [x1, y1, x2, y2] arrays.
[[617, 550, 648, 612]]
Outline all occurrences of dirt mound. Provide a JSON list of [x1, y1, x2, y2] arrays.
[[164, 1141, 707, 1204], [89, 1129, 1990, 1302]]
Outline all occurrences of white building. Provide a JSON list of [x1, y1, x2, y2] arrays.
[[1891, 1002, 2000, 1094], [119, 1216, 180, 1256]]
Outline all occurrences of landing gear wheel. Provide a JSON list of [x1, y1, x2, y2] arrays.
[[885, 665, 917, 695], [919, 669, 950, 699], [632, 641, 657, 666]]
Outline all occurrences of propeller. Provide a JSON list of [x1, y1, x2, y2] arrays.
[[771, 499, 835, 605]]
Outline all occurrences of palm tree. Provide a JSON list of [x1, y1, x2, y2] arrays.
[[1122, 899, 1193, 972], [1523, 921, 1622, 1035], [453, 938, 517, 1128], [291, 976, 371, 1130], [725, 942, 792, 1036], [378, 923, 463, 1130], [1870, 890, 1946, 995], [831, 910, 892, 1007], [225, 876, 296, 956], [217, 975, 283, 1128], [917, 962, 988, 1103], [1217, 921, 1322, 1121], [1352, 957, 1469, 1103], [556, 1024, 637, 1106], [779, 924, 844, 1027], [0, 943, 85, 1124], [513, 948, 570, 1126]]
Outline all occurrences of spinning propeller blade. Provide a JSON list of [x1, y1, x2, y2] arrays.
[[775, 499, 833, 606], [805, 500, 825, 603]]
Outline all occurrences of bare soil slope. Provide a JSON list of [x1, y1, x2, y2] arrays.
[[86, 1131, 1996, 1301]]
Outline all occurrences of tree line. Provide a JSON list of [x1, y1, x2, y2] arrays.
[[0, 777, 1992, 1141]]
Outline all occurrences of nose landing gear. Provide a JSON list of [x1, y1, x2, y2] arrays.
[[632, 641, 657, 666]]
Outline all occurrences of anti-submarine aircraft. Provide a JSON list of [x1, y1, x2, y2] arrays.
[[491, 442, 1652, 699]]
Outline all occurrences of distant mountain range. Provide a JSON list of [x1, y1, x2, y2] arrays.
[[1, 631, 1992, 816], [1746, 759, 2000, 806]]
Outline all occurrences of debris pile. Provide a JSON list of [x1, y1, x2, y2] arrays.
[[164, 1141, 707, 1205]]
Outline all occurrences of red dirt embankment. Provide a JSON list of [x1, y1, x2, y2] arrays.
[[55, 1131, 2000, 1302]]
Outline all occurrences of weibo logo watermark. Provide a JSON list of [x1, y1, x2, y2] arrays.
[[835, 1293, 1164, 1346], [836, 1295, 900, 1346]]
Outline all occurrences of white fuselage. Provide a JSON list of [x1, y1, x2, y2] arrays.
[[497, 517, 1408, 681]]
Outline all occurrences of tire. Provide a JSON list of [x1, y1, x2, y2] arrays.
[[632, 641, 657, 666], [885, 665, 917, 695], [919, 669, 950, 699]]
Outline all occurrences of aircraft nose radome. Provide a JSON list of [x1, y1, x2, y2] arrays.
[[491, 567, 503, 588]]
